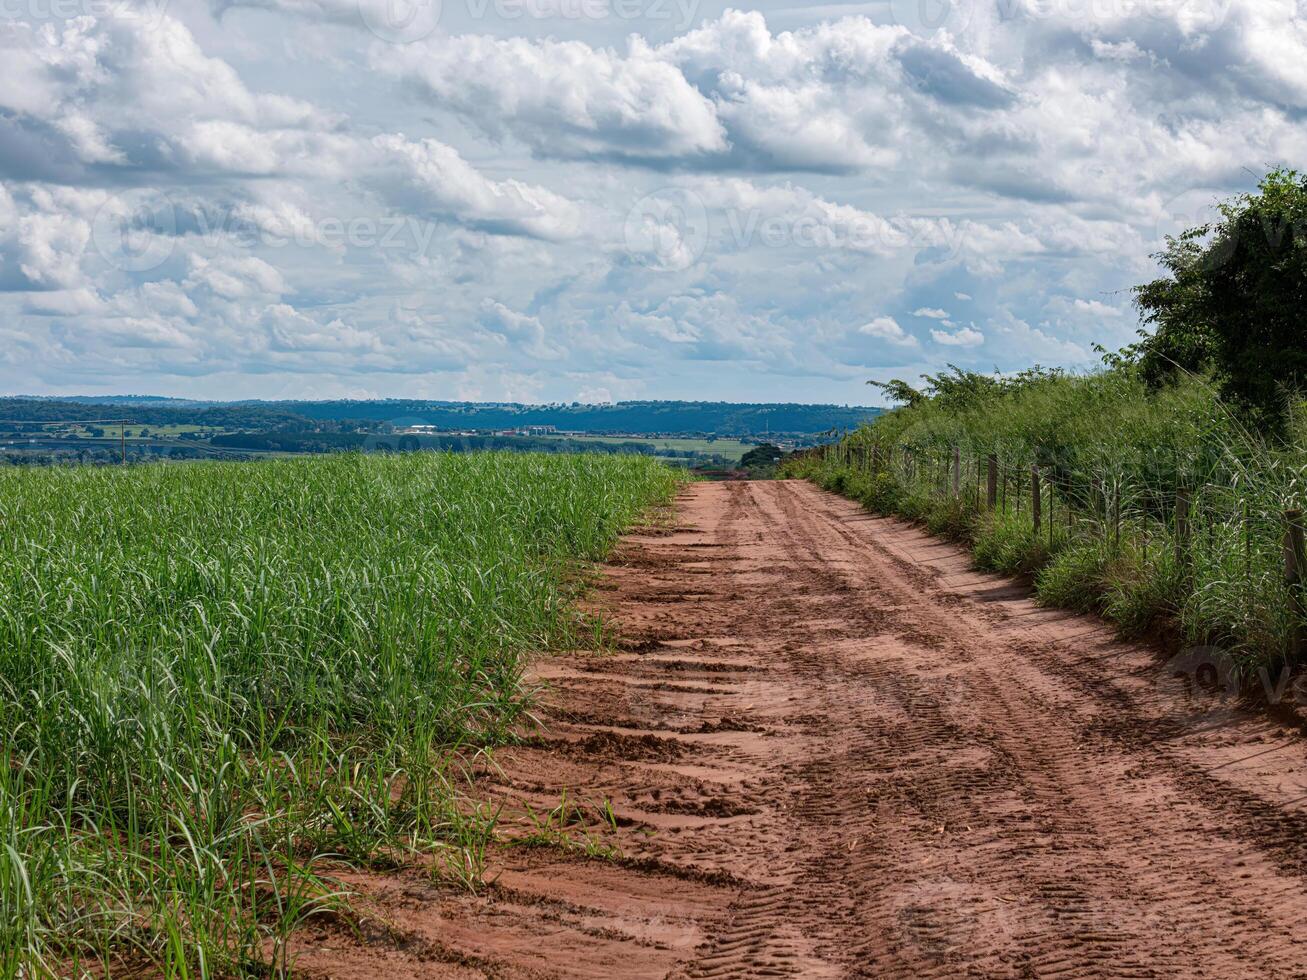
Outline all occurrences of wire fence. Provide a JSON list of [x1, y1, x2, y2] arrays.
[[811, 438, 1307, 663]]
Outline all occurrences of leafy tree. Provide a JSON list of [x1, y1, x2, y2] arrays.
[[920, 366, 1006, 413], [867, 378, 926, 407], [1135, 169, 1307, 429], [870, 366, 1064, 415], [740, 443, 784, 468]]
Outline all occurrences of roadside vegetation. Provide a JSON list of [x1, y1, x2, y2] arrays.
[[737, 443, 787, 479], [786, 169, 1307, 680], [0, 451, 681, 976]]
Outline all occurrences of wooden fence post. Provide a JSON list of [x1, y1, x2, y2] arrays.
[[1244, 499, 1252, 579], [1048, 474, 1055, 546], [1031, 464, 1042, 534], [1175, 487, 1191, 577], [1284, 509, 1306, 660], [952, 447, 960, 497], [987, 454, 998, 509], [1113, 483, 1121, 549]]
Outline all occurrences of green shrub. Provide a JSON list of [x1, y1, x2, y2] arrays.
[[1100, 542, 1185, 637], [971, 508, 1049, 577], [1036, 541, 1111, 612], [782, 360, 1307, 672]]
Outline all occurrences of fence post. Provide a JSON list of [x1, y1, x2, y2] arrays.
[[987, 454, 998, 509], [1175, 487, 1191, 578], [1031, 464, 1042, 534], [1284, 510, 1306, 660], [1048, 475, 1055, 546], [1244, 498, 1252, 579], [1113, 483, 1121, 549], [951, 447, 960, 497]]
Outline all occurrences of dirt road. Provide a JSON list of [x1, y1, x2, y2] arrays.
[[298, 480, 1307, 978]]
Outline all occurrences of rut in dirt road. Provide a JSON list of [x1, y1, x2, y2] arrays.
[[295, 480, 1307, 979]]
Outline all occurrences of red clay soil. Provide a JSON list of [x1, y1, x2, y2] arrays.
[[293, 480, 1307, 978]]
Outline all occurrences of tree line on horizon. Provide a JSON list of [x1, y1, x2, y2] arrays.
[[0, 397, 879, 439]]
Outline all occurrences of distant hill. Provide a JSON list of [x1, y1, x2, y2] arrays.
[[23, 394, 213, 407], [6, 397, 880, 437], [285, 399, 877, 435]]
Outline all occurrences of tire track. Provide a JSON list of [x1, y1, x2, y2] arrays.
[[293, 481, 1307, 979]]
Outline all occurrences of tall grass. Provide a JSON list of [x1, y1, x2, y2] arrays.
[[0, 451, 682, 976], [785, 368, 1307, 677]]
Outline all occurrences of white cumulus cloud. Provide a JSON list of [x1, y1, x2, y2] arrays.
[[859, 316, 918, 346]]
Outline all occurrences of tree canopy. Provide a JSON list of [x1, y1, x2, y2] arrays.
[[1134, 168, 1307, 430]]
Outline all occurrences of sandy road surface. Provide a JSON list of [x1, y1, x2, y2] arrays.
[[297, 480, 1307, 978]]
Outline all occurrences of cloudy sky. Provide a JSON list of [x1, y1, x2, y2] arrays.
[[0, 0, 1299, 404]]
